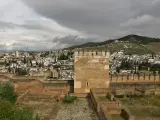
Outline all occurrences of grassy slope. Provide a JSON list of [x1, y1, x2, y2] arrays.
[[65, 35, 160, 54]]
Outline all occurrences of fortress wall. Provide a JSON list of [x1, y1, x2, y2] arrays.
[[111, 74, 160, 83], [74, 50, 110, 93], [0, 73, 69, 96], [74, 50, 110, 57]]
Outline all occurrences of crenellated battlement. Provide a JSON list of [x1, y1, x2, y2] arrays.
[[74, 50, 110, 58], [110, 73, 160, 82]]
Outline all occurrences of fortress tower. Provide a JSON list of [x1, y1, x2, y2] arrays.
[[74, 50, 110, 93]]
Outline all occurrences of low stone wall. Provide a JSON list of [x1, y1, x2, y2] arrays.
[[91, 88, 109, 94], [121, 108, 134, 120], [22, 94, 57, 102], [70, 93, 88, 98], [90, 89, 99, 111], [155, 88, 160, 95], [99, 106, 110, 120], [90, 88, 135, 120], [90, 89, 115, 120], [0, 73, 70, 98]]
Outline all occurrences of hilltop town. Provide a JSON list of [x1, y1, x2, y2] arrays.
[[0, 43, 160, 120], [1, 0, 160, 119]]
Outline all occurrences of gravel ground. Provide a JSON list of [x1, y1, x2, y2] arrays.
[[53, 98, 99, 120]]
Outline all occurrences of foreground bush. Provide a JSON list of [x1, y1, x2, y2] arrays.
[[63, 95, 77, 103], [0, 100, 40, 120], [0, 83, 40, 120], [0, 83, 17, 104]]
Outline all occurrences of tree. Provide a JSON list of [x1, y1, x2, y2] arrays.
[[0, 83, 17, 104], [0, 100, 40, 120], [16, 68, 28, 76], [58, 53, 69, 60], [116, 67, 120, 73], [13, 107, 35, 120], [0, 83, 40, 120], [24, 57, 27, 64]]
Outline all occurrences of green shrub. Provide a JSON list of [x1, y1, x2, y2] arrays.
[[0, 83, 17, 104], [0, 100, 13, 120], [0, 83, 40, 120], [0, 100, 39, 120], [63, 95, 77, 103]]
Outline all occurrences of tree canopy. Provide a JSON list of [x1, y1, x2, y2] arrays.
[[0, 83, 40, 120]]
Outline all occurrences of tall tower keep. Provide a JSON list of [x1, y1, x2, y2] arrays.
[[74, 50, 110, 93]]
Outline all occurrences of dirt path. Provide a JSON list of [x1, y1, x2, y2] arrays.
[[53, 98, 99, 120]]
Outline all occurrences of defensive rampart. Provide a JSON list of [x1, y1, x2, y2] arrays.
[[74, 50, 110, 93]]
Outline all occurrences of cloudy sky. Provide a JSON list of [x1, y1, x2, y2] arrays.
[[0, 0, 160, 51]]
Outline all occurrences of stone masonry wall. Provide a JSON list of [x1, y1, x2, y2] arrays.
[[74, 50, 110, 93]]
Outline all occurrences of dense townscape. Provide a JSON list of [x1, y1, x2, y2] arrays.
[[1, 0, 160, 119], [0, 39, 160, 120], [0, 50, 74, 80], [1, 50, 160, 78]]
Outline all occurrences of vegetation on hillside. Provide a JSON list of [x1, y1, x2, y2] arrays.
[[65, 34, 160, 54]]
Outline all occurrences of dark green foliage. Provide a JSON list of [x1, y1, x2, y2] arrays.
[[0, 83, 40, 120], [15, 68, 28, 76], [63, 95, 77, 103], [138, 62, 151, 71], [116, 67, 120, 73], [24, 57, 27, 64], [0, 100, 39, 120], [120, 60, 133, 70], [0, 83, 17, 104], [13, 107, 33, 120], [0, 100, 13, 120], [150, 64, 160, 72], [58, 53, 69, 60]]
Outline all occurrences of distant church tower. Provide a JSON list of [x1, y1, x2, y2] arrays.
[[15, 51, 19, 57]]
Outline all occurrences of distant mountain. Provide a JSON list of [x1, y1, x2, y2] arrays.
[[65, 34, 160, 54], [118, 34, 160, 44]]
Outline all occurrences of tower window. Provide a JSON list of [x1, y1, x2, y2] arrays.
[[86, 82, 89, 87]]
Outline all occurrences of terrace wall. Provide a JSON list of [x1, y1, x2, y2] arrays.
[[90, 88, 135, 120], [0, 73, 70, 96]]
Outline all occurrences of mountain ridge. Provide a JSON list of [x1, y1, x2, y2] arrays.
[[64, 34, 160, 54]]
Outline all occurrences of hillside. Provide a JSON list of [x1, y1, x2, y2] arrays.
[[65, 35, 160, 54]]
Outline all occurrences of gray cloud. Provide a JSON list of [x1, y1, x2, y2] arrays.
[[22, 0, 131, 37], [1, 0, 160, 50], [22, 0, 160, 38], [52, 35, 94, 47]]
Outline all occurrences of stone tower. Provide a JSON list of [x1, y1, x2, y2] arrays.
[[74, 50, 110, 93]]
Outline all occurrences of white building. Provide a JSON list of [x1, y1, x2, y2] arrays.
[[15, 51, 19, 57]]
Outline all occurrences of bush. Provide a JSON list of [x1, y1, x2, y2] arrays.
[[0, 83, 17, 104], [0, 100, 13, 119], [63, 95, 77, 103], [0, 100, 40, 120], [0, 83, 40, 120]]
